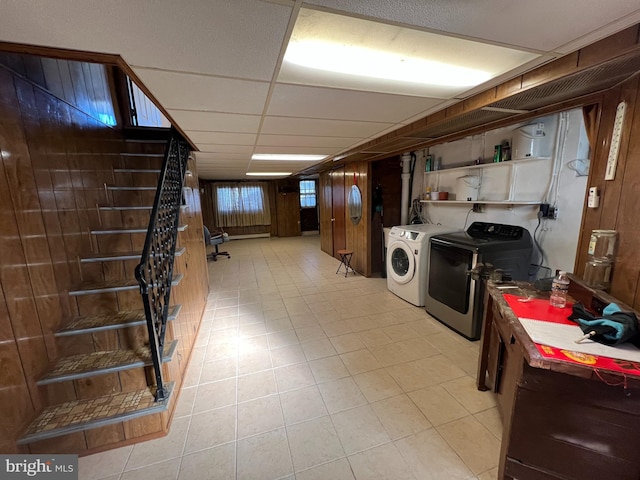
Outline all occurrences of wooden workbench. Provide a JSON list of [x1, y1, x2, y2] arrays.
[[477, 276, 640, 479]]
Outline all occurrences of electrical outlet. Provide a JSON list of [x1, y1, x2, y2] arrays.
[[539, 203, 550, 217], [539, 203, 558, 219]]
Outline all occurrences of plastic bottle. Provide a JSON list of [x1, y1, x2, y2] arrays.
[[549, 271, 570, 308]]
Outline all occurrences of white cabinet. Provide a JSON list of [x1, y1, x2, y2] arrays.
[[421, 157, 550, 205]]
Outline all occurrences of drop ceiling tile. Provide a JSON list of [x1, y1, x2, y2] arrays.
[[268, 84, 442, 123], [187, 131, 257, 145], [133, 68, 270, 114], [168, 110, 261, 133], [195, 145, 254, 154], [250, 160, 321, 170], [304, 0, 640, 52], [0, 0, 292, 80], [195, 152, 251, 161], [261, 116, 392, 138], [256, 134, 358, 148], [200, 160, 250, 169], [254, 145, 339, 155], [197, 166, 249, 173]]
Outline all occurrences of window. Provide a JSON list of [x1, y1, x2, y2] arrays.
[[300, 180, 317, 208], [213, 182, 271, 227]]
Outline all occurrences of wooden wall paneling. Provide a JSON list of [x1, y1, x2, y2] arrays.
[[318, 171, 333, 256], [268, 182, 278, 237], [344, 162, 369, 275], [575, 75, 640, 308], [84, 423, 126, 451], [123, 412, 163, 441], [0, 280, 35, 453], [27, 432, 87, 455], [68, 60, 92, 125], [41, 57, 66, 101], [56, 59, 77, 107], [0, 51, 26, 76], [21, 53, 46, 88], [74, 373, 121, 400], [612, 77, 640, 308], [40, 381, 77, 407], [16, 336, 50, 410], [331, 167, 346, 257], [275, 180, 301, 237]]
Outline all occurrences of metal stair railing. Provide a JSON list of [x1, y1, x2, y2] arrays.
[[135, 128, 189, 401]]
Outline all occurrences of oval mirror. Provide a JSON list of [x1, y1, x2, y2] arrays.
[[348, 184, 362, 225]]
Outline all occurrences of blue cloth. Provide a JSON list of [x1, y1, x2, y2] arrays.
[[576, 307, 625, 342], [569, 302, 640, 347]]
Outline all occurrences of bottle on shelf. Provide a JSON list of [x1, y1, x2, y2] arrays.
[[493, 144, 502, 163], [501, 141, 511, 162], [549, 271, 570, 308], [425, 155, 433, 172]]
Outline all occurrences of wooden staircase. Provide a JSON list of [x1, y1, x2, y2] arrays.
[[19, 145, 187, 449]]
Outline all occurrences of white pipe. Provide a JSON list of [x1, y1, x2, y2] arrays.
[[400, 153, 412, 225]]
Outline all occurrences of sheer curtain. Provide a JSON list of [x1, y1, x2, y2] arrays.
[[212, 182, 271, 227]]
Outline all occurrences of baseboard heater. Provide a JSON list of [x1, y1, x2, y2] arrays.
[[227, 233, 271, 240]]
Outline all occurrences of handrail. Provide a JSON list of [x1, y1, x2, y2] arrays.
[[135, 128, 189, 401]]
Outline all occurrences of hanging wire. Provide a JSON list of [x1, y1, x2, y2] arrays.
[[463, 207, 473, 230], [530, 212, 551, 279]]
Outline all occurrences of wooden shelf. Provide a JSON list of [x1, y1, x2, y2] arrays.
[[424, 156, 551, 175], [420, 200, 540, 205]]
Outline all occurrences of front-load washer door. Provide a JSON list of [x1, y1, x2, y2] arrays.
[[388, 241, 416, 285]]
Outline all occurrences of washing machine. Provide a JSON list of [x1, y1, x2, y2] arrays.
[[386, 224, 460, 307]]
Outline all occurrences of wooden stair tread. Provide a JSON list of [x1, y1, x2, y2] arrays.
[[18, 382, 174, 445], [114, 168, 161, 173], [56, 305, 181, 336], [106, 185, 157, 191], [90, 225, 187, 234], [80, 246, 186, 263], [97, 204, 188, 211], [119, 152, 164, 157], [37, 340, 177, 385], [69, 273, 183, 296]]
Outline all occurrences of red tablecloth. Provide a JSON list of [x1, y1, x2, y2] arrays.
[[503, 293, 640, 377]]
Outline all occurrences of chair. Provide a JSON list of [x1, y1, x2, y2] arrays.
[[204, 225, 230, 261]]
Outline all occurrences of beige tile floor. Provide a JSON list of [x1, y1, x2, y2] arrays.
[[79, 235, 502, 480]]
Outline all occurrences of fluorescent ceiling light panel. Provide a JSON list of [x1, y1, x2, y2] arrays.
[[280, 9, 540, 98], [246, 172, 292, 176], [286, 40, 491, 87], [252, 154, 327, 161]]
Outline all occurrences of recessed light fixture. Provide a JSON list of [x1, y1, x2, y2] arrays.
[[246, 172, 292, 177], [285, 40, 491, 88], [251, 154, 327, 161]]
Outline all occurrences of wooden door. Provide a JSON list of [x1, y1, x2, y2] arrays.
[[276, 189, 301, 237], [331, 167, 346, 257], [319, 171, 333, 255]]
